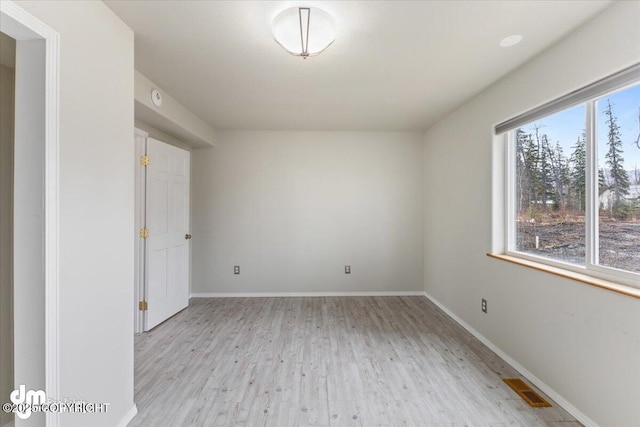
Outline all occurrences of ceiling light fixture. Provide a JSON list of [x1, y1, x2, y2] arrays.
[[499, 34, 523, 48], [272, 7, 336, 59]]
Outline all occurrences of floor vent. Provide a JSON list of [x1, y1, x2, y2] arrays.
[[503, 378, 552, 407]]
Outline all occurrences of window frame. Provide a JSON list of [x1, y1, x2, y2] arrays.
[[502, 81, 640, 289]]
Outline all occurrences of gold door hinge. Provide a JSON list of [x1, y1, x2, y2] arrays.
[[140, 156, 150, 166], [139, 228, 149, 239], [139, 301, 148, 311]]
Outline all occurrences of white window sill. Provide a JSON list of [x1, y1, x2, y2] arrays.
[[487, 253, 640, 300]]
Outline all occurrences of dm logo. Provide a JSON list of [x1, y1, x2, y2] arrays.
[[10, 385, 46, 419]]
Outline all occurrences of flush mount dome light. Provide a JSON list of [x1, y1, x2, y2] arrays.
[[272, 7, 336, 58]]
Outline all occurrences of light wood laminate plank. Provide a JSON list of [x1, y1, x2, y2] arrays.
[[130, 297, 581, 426]]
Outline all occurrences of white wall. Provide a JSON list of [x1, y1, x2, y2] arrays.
[[192, 131, 424, 294], [423, 2, 640, 427], [14, 2, 135, 426], [134, 121, 190, 151], [134, 70, 217, 148]]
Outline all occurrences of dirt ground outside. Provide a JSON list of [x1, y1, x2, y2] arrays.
[[516, 215, 640, 273]]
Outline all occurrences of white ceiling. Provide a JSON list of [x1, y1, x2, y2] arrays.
[[105, 0, 612, 131]]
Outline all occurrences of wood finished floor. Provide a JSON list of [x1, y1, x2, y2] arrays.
[[131, 297, 581, 427]]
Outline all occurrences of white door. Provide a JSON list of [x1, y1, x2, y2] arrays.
[[144, 138, 190, 330]]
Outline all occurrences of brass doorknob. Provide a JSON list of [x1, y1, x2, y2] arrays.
[[185, 234, 192, 240]]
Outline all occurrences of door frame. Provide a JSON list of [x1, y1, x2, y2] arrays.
[[134, 127, 147, 334], [1, 1, 60, 426]]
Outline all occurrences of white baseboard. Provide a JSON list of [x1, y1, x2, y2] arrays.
[[116, 404, 138, 427], [423, 292, 599, 427], [190, 291, 425, 298]]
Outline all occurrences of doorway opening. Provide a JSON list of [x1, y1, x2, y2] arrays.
[[0, 30, 16, 427], [0, 1, 60, 425]]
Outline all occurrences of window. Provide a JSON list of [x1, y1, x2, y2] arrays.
[[513, 104, 586, 266], [596, 88, 640, 274], [499, 65, 640, 287]]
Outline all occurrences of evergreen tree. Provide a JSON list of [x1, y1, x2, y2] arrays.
[[570, 134, 586, 210], [517, 126, 570, 213], [549, 141, 569, 210], [515, 129, 530, 214], [535, 127, 555, 211], [603, 100, 630, 208], [598, 168, 607, 194], [526, 132, 541, 206]]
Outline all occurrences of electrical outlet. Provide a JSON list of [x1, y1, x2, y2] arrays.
[[481, 298, 487, 313], [345, 265, 351, 274], [234, 265, 240, 275]]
